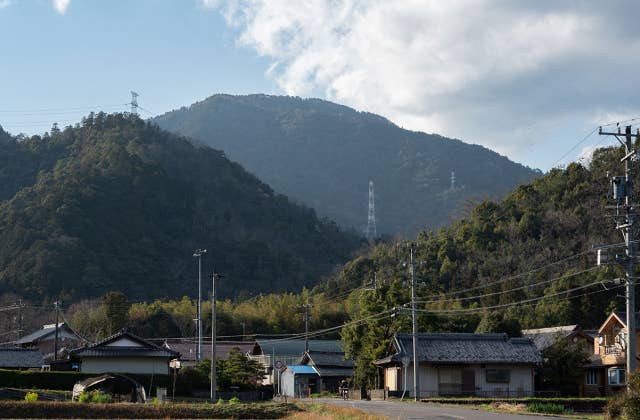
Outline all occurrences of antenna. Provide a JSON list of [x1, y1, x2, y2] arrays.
[[130, 91, 139, 115], [366, 180, 377, 240]]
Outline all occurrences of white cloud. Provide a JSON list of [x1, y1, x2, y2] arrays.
[[52, 0, 70, 14], [213, 1, 640, 169], [0, 0, 11, 9]]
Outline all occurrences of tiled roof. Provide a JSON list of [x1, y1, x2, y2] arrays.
[[522, 325, 587, 351], [374, 333, 542, 365], [16, 323, 80, 345], [304, 351, 354, 368], [71, 330, 179, 359], [313, 367, 354, 377], [254, 339, 343, 356], [162, 340, 255, 362], [0, 348, 44, 368]]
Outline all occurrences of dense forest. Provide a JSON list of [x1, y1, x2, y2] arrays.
[[154, 94, 541, 236], [22, 141, 630, 365], [0, 114, 363, 303]]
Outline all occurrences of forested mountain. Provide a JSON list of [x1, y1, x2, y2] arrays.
[[0, 114, 363, 302], [153, 94, 541, 236]]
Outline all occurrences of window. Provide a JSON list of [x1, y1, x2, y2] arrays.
[[609, 368, 626, 385], [585, 369, 597, 385], [486, 369, 510, 383]]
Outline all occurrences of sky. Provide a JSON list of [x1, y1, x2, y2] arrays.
[[1, 0, 639, 171]]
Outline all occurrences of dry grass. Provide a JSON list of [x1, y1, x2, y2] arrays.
[[288, 402, 387, 420]]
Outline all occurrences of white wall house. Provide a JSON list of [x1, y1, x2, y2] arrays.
[[374, 333, 542, 398], [70, 330, 180, 375]]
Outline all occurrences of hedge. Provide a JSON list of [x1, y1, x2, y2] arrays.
[[0, 370, 169, 394], [0, 401, 297, 419]]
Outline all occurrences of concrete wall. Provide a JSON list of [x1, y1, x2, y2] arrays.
[[80, 357, 169, 375]]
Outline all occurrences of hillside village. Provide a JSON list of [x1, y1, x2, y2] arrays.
[[2, 2, 640, 419]]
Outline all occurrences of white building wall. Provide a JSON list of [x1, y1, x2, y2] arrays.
[[81, 357, 169, 375], [398, 363, 535, 398]]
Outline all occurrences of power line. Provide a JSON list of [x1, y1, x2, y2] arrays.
[[415, 266, 600, 305]]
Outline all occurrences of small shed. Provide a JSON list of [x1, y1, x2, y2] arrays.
[[300, 351, 354, 393], [280, 365, 318, 398]]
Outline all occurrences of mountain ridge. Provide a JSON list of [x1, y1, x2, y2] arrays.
[[154, 94, 541, 236]]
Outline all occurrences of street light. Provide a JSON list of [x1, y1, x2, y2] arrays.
[[193, 249, 207, 362]]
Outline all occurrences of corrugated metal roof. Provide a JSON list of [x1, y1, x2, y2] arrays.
[[374, 333, 542, 365], [0, 348, 44, 368], [287, 365, 318, 375]]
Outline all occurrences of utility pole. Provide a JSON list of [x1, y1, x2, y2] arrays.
[[193, 249, 207, 362], [210, 271, 219, 402], [409, 245, 420, 401], [599, 125, 640, 389], [240, 322, 246, 341], [301, 298, 313, 353], [53, 301, 61, 362]]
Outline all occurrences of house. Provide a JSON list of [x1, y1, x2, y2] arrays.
[[0, 348, 44, 370], [249, 339, 343, 386], [523, 325, 594, 353], [373, 333, 542, 398], [584, 312, 639, 397], [161, 339, 255, 367], [279, 365, 319, 398], [299, 350, 354, 393], [70, 330, 180, 375], [16, 323, 84, 363]]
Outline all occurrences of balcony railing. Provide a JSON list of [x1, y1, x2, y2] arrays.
[[604, 346, 623, 355]]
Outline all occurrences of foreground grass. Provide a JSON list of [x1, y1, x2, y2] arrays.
[[0, 400, 298, 419], [291, 402, 387, 420]]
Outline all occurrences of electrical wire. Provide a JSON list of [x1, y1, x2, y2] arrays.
[[415, 266, 600, 305]]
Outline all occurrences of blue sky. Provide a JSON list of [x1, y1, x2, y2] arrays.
[[1, 1, 639, 172]]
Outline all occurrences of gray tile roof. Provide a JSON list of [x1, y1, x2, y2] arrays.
[[0, 348, 44, 368], [16, 323, 80, 345], [304, 351, 354, 368], [71, 330, 179, 359], [522, 325, 583, 351], [162, 340, 255, 362], [374, 333, 542, 365]]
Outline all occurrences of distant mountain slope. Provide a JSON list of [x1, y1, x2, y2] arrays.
[[154, 95, 541, 236], [0, 114, 363, 302]]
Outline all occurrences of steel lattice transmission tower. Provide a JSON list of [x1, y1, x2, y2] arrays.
[[366, 180, 377, 240], [130, 91, 139, 115]]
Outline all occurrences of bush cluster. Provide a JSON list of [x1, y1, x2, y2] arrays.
[[77, 390, 112, 404], [606, 371, 640, 419], [23, 392, 38, 402], [0, 401, 295, 419]]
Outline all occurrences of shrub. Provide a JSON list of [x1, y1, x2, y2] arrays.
[[77, 392, 91, 403], [217, 398, 225, 404], [527, 402, 569, 415], [24, 392, 38, 402], [89, 390, 112, 403], [605, 396, 623, 419], [228, 396, 241, 405]]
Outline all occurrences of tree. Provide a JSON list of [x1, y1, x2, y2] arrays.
[[475, 312, 522, 337], [540, 336, 590, 396], [217, 347, 265, 390], [101, 291, 130, 335]]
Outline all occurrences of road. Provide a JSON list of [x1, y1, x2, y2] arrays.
[[316, 398, 571, 420]]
